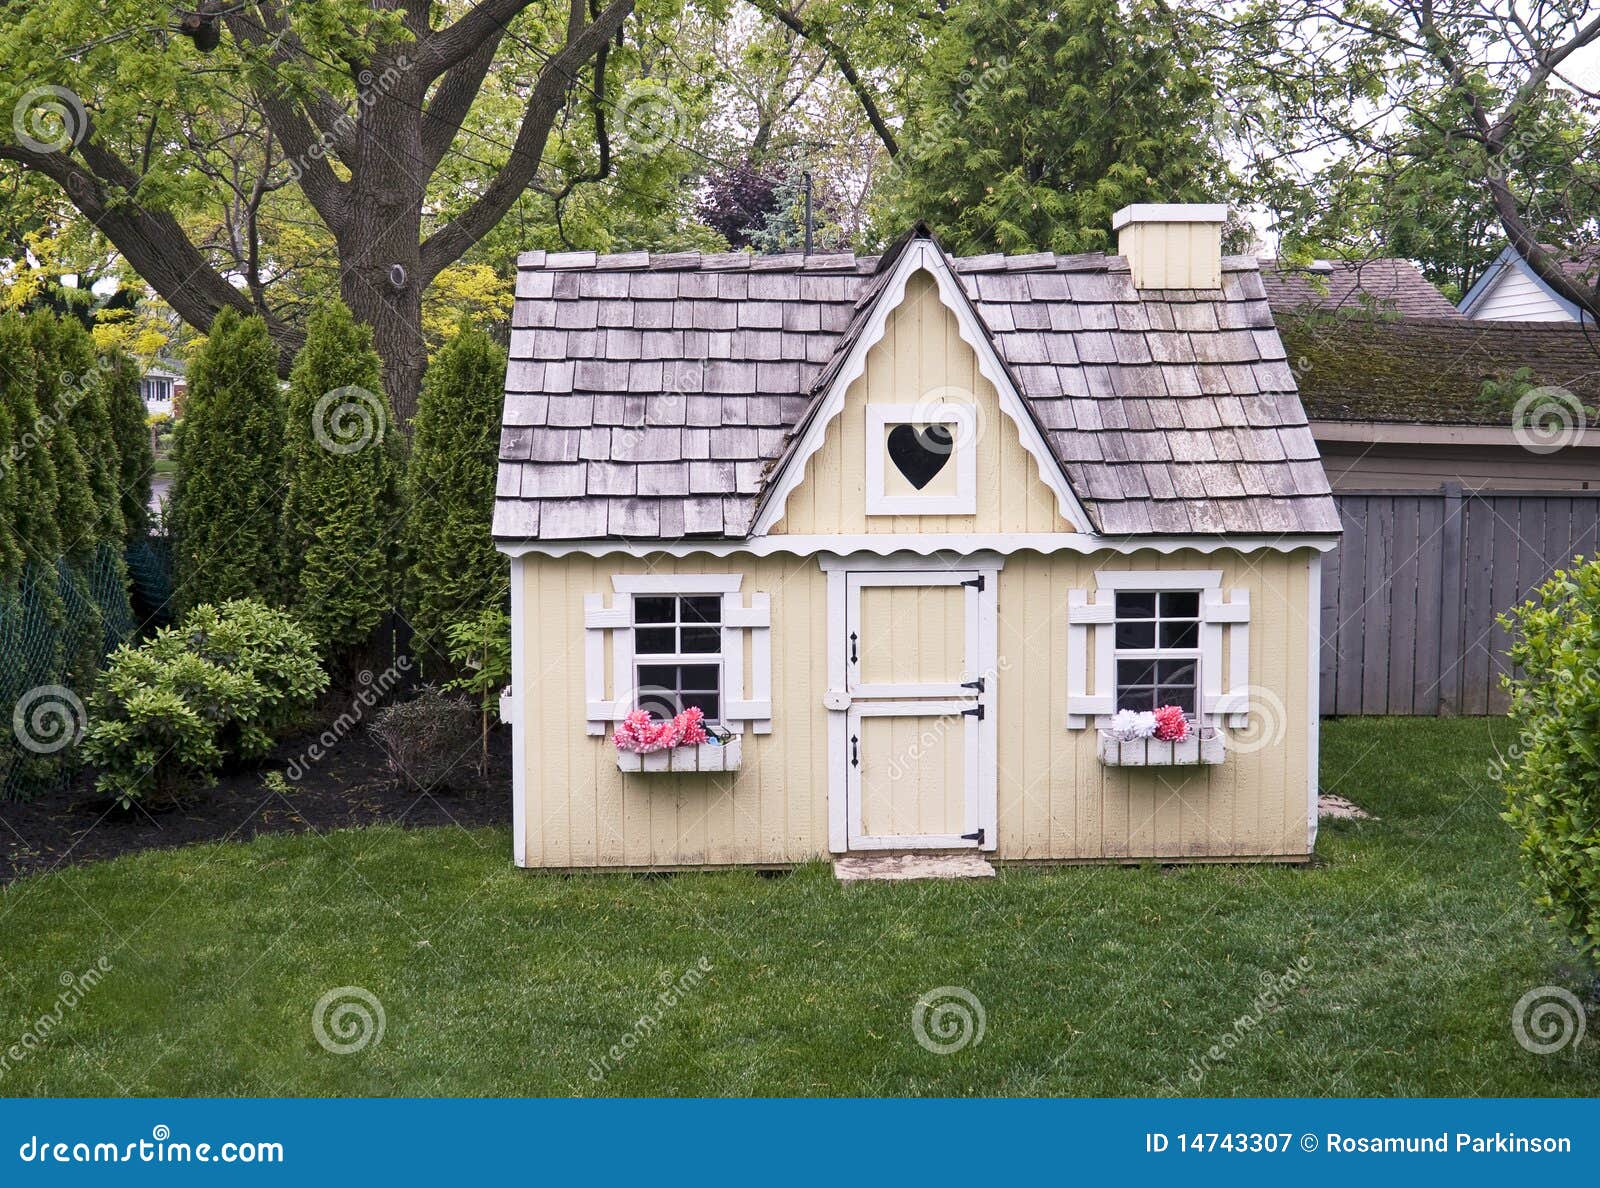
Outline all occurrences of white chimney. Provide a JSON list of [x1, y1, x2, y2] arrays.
[[1112, 203, 1229, 290]]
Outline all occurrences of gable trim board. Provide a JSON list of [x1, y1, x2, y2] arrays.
[[748, 237, 1095, 535], [1459, 245, 1585, 323]]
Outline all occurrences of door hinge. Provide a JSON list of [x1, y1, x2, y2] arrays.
[[962, 703, 985, 720], [961, 828, 985, 844], [960, 676, 985, 692], [850, 734, 859, 767], [849, 631, 858, 664], [961, 575, 985, 591]]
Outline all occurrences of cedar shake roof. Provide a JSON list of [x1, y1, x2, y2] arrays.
[[1260, 258, 1464, 321], [496, 232, 1340, 540], [1279, 316, 1600, 425]]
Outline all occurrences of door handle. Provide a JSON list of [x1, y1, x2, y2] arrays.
[[851, 734, 859, 767]]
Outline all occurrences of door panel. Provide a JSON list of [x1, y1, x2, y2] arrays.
[[856, 709, 970, 841], [856, 583, 968, 688]]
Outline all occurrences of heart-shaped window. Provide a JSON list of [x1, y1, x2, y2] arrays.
[[886, 423, 955, 490]]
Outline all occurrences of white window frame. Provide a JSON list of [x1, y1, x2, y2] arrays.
[[1108, 588, 1203, 716], [864, 402, 978, 516], [630, 591, 727, 723], [1066, 569, 1250, 729], [584, 573, 771, 736]]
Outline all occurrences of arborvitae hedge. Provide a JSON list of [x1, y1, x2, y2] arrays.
[[103, 350, 154, 541], [171, 308, 287, 612], [281, 301, 401, 657], [405, 325, 508, 671]]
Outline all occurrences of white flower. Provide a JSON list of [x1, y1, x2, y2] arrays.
[[1109, 709, 1157, 741]]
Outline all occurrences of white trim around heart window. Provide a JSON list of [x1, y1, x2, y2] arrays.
[[864, 402, 977, 516]]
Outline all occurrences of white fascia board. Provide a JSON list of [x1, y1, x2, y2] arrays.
[[747, 237, 1096, 536], [1311, 419, 1600, 448], [1112, 203, 1229, 229], [495, 532, 1340, 560]]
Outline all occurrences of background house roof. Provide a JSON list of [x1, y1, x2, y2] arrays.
[[1260, 258, 1463, 320], [496, 239, 1339, 541], [1278, 315, 1600, 425]]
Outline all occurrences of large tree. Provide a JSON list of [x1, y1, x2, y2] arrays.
[[0, 0, 638, 419]]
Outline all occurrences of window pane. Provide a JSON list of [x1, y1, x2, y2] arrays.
[[636, 664, 677, 691], [680, 627, 720, 653], [1161, 591, 1199, 619], [679, 664, 720, 691], [1117, 659, 1155, 686], [1163, 686, 1196, 714], [1159, 620, 1198, 648], [1157, 659, 1196, 685], [1115, 620, 1155, 648], [682, 692, 719, 720], [637, 690, 682, 717], [1116, 686, 1154, 712], [682, 595, 721, 623], [1115, 591, 1156, 619], [635, 596, 675, 623], [635, 627, 676, 654]]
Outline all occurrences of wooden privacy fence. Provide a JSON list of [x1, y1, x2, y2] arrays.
[[1320, 485, 1600, 716]]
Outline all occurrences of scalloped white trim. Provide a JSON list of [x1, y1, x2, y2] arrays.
[[496, 532, 1338, 560]]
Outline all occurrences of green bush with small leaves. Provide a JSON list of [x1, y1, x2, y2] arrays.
[[82, 600, 329, 805], [1498, 555, 1600, 967]]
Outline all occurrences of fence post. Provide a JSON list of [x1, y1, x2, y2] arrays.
[[1437, 481, 1464, 717]]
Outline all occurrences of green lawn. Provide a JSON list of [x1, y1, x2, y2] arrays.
[[1, 717, 1595, 1097]]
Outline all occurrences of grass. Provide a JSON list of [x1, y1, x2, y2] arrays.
[[1, 717, 1595, 1097]]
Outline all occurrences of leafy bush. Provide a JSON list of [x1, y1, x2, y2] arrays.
[[370, 687, 479, 792], [81, 600, 328, 805], [442, 606, 511, 775], [1499, 556, 1600, 967]]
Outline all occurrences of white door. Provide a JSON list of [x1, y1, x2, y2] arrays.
[[840, 570, 997, 850]]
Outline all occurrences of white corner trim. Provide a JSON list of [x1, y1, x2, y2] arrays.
[[611, 573, 742, 594], [1307, 555, 1322, 853], [498, 533, 1341, 560], [1112, 203, 1229, 228], [508, 554, 529, 867], [747, 238, 1095, 535], [864, 403, 977, 516]]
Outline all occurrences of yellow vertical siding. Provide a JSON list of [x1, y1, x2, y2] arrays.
[[770, 271, 1075, 535], [515, 547, 1318, 868]]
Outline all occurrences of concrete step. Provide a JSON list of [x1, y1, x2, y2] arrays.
[[834, 852, 996, 883]]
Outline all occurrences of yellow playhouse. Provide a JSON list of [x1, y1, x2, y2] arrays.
[[494, 205, 1339, 870]]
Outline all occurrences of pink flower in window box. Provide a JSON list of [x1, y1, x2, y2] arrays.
[[1151, 704, 1189, 742], [613, 707, 708, 753]]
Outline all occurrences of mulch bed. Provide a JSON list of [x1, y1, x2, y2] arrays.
[[0, 726, 512, 885]]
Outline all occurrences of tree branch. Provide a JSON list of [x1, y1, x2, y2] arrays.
[[418, 0, 634, 280], [420, 30, 508, 174], [417, 0, 546, 81]]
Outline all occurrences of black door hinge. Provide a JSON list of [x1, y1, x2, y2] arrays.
[[850, 734, 859, 767], [961, 828, 985, 844], [849, 631, 858, 664], [961, 575, 985, 591], [962, 703, 984, 720], [960, 676, 985, 692]]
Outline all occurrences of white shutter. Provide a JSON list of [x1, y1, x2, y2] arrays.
[[1066, 589, 1115, 727], [1201, 588, 1250, 725]]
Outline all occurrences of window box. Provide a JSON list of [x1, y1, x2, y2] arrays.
[[617, 736, 742, 774], [1097, 726, 1224, 767]]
